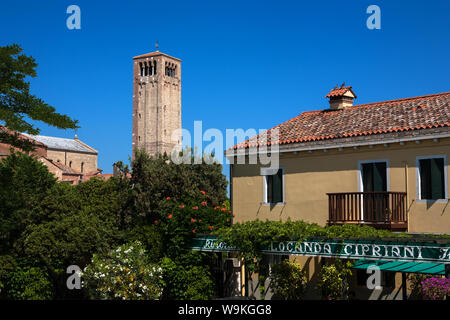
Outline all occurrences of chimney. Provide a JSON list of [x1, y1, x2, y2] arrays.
[[325, 84, 357, 110], [113, 162, 119, 178]]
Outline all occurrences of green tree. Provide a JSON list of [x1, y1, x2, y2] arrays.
[[0, 43, 78, 150], [0, 151, 56, 257], [0, 152, 128, 299], [130, 149, 228, 223]]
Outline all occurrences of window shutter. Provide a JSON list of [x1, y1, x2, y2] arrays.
[[431, 158, 445, 200], [267, 175, 273, 203], [374, 162, 387, 192], [420, 159, 432, 200], [272, 169, 283, 203]]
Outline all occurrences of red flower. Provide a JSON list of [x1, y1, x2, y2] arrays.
[[168, 214, 173, 219], [199, 219, 202, 222], [154, 220, 158, 224], [191, 218, 196, 222], [209, 226, 213, 231], [192, 229, 196, 233], [200, 190, 206, 195], [179, 205, 185, 209], [229, 210, 232, 214], [166, 197, 171, 200], [192, 206, 198, 210], [221, 208, 227, 212], [201, 201, 207, 207]]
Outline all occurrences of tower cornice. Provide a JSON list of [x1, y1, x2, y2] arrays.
[[133, 51, 181, 61]]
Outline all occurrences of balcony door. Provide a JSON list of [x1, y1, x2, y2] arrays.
[[360, 161, 388, 222]]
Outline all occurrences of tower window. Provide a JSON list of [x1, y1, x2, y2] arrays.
[[165, 64, 176, 78], [69, 161, 72, 168], [153, 61, 157, 75], [81, 162, 84, 173], [145, 63, 149, 76], [140, 63, 144, 77]]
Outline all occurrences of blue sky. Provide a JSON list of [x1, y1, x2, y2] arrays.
[[1, 0, 449, 180]]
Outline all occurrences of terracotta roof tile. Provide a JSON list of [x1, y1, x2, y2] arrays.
[[325, 86, 357, 98], [232, 91, 450, 150]]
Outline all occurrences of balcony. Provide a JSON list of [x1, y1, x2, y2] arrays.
[[327, 192, 407, 231]]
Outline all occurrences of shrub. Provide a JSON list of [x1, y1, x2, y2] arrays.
[[160, 257, 214, 300], [316, 260, 352, 300], [4, 266, 53, 300], [83, 241, 164, 300], [421, 277, 450, 300], [270, 260, 306, 300]]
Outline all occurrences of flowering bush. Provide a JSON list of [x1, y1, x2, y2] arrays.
[[82, 241, 164, 300], [155, 191, 232, 258], [421, 277, 450, 300]]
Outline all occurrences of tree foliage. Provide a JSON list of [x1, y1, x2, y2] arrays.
[[160, 257, 214, 300], [130, 149, 228, 223], [0, 44, 78, 150], [270, 260, 307, 300], [0, 152, 128, 299], [316, 260, 353, 300]]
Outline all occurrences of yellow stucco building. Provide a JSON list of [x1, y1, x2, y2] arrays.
[[225, 86, 450, 299]]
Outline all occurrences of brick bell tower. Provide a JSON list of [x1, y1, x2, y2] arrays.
[[132, 49, 182, 159]]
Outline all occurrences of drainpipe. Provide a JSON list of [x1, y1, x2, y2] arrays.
[[230, 163, 233, 225], [403, 161, 409, 230]]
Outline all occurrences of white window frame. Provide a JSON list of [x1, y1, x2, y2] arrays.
[[357, 159, 390, 221], [262, 166, 285, 205], [415, 154, 448, 203]]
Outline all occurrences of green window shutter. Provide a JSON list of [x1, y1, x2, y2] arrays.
[[374, 162, 387, 192], [430, 158, 445, 200], [419, 159, 432, 200], [266, 169, 283, 203], [272, 169, 283, 203], [267, 175, 273, 203], [362, 164, 374, 192]]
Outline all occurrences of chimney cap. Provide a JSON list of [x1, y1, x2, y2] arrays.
[[325, 85, 357, 99]]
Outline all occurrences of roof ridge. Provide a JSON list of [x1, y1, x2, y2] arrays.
[[351, 91, 450, 109]]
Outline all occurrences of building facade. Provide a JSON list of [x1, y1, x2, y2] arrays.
[[0, 126, 101, 184], [132, 51, 182, 158]]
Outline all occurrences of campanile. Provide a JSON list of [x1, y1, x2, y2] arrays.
[[132, 50, 181, 158]]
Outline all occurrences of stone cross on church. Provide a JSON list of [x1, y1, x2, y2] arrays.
[[132, 49, 182, 158]]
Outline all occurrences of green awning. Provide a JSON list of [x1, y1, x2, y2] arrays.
[[352, 259, 445, 275]]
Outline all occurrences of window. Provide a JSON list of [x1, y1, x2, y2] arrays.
[[418, 156, 446, 200], [263, 168, 284, 204], [69, 161, 72, 168], [81, 162, 84, 173], [361, 162, 387, 192]]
